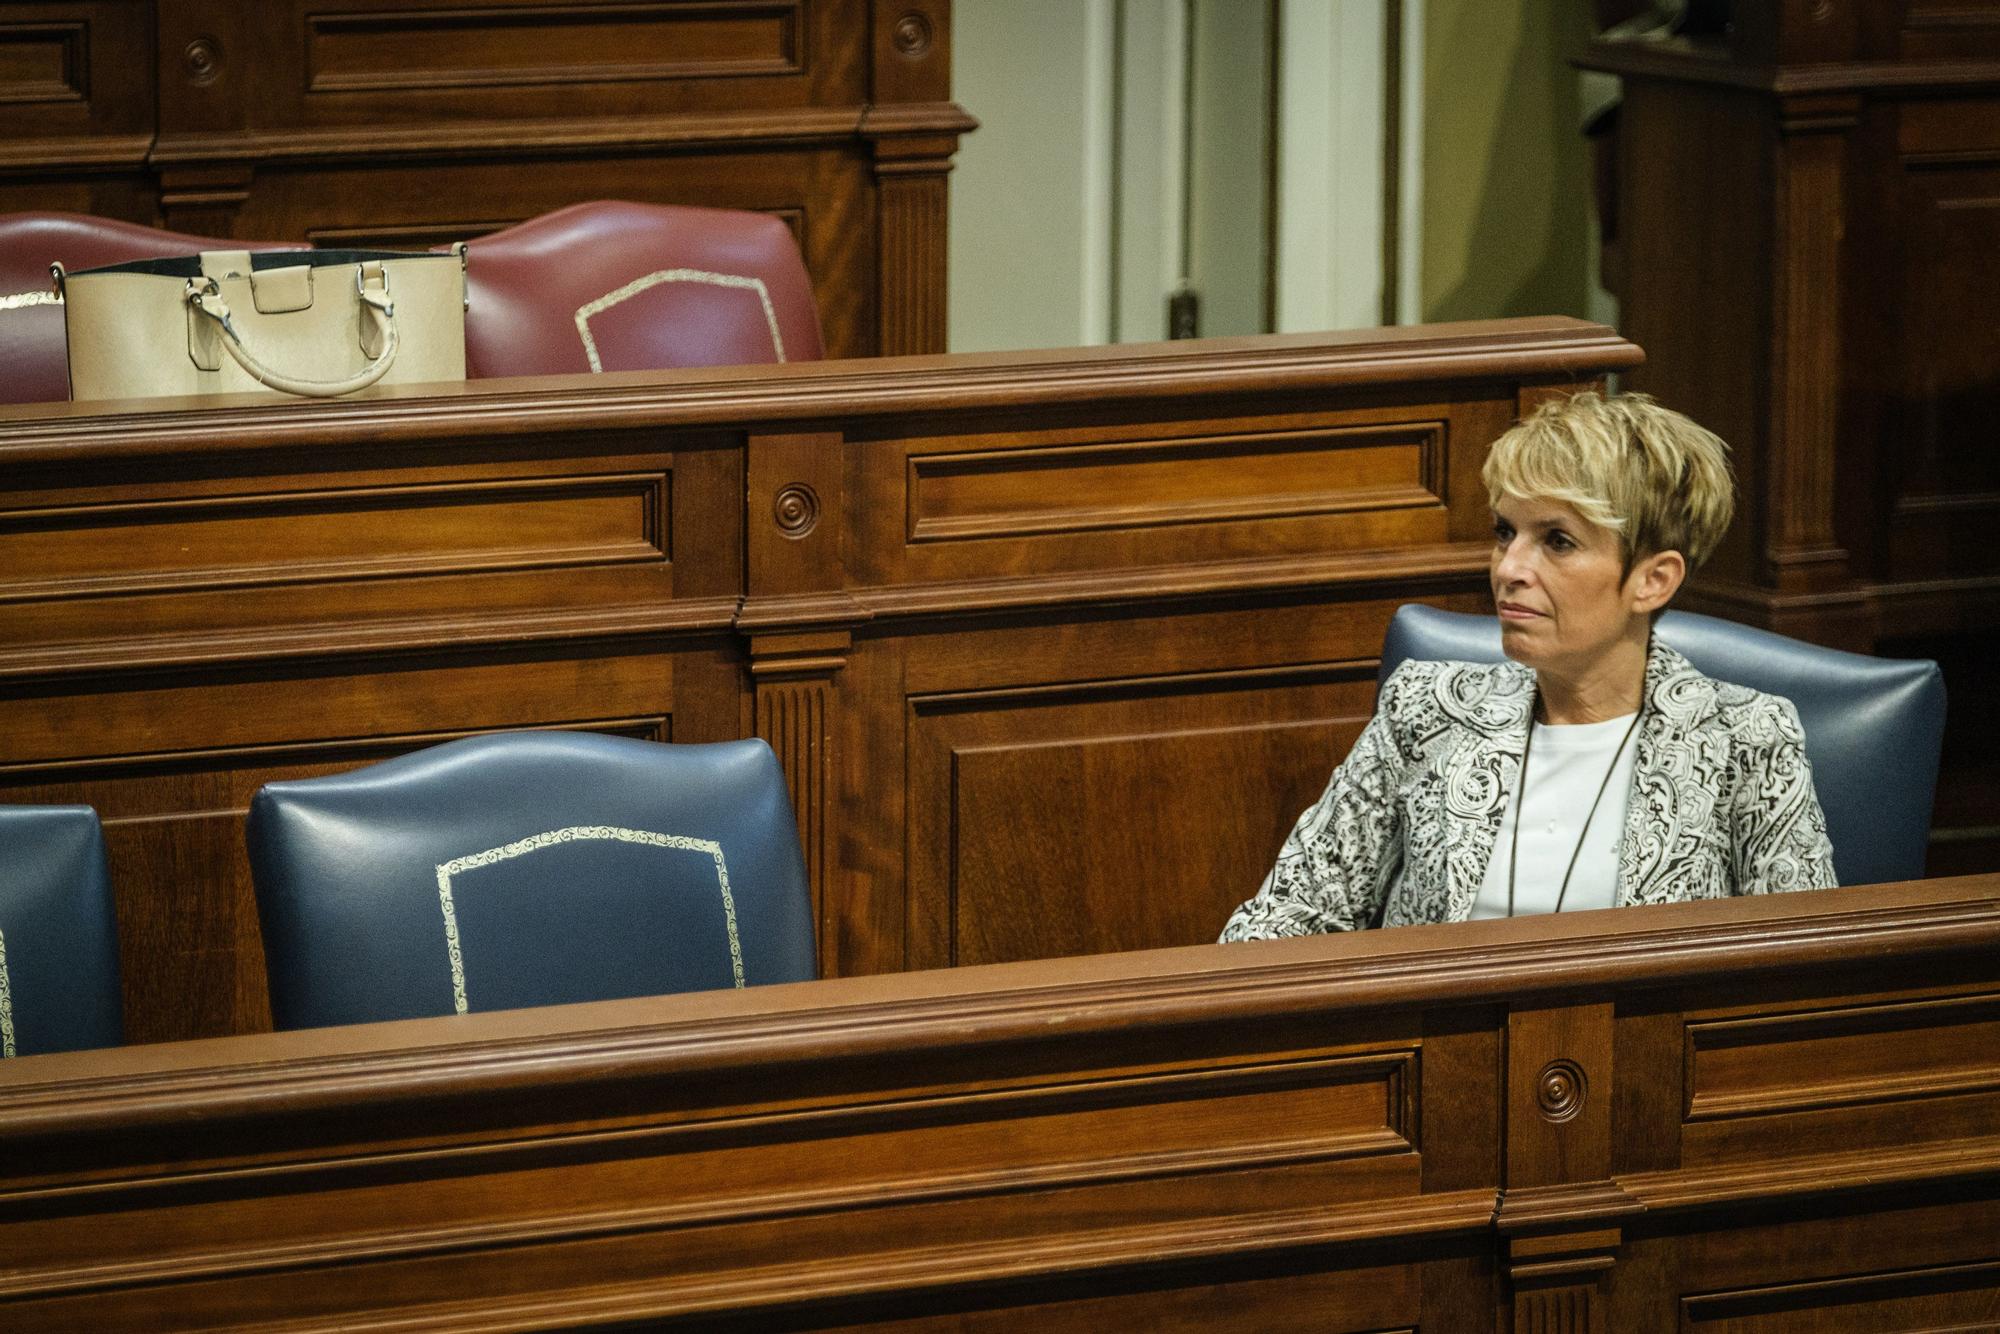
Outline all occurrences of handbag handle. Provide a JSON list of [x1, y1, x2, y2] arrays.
[[185, 268, 399, 398]]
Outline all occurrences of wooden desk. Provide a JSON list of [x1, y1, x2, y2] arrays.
[[0, 319, 1637, 1042], [3, 879, 1997, 1331]]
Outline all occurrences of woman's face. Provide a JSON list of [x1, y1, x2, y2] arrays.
[[1489, 494, 1662, 676]]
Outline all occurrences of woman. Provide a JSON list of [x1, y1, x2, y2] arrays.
[[1221, 391, 1836, 940]]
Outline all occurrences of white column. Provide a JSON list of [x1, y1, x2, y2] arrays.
[[1274, 0, 1420, 332], [948, 0, 1116, 352], [1111, 0, 1189, 343]]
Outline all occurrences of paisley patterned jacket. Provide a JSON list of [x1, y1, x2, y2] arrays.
[[1220, 639, 1838, 939]]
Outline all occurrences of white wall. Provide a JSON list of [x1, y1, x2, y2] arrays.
[[949, 0, 1424, 353], [1185, 0, 1271, 338], [947, 0, 1115, 353], [1273, 0, 1414, 332], [1111, 0, 1186, 343]]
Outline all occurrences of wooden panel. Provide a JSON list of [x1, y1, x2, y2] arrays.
[[0, 21, 85, 104], [1687, 992, 2000, 1122], [1505, 1003, 1614, 1189], [1899, 0, 2000, 61], [875, 171, 945, 357], [0, 471, 668, 602], [304, 2, 803, 93], [778, 1264, 1419, 1334], [907, 664, 1377, 969], [0, 1051, 1415, 1301], [861, 397, 1478, 588], [1613, 1192, 2000, 1332], [1672, 990, 2000, 1176], [1878, 159, 2000, 585], [154, 0, 868, 129], [0, 3, 151, 170], [907, 422, 1442, 544], [1682, 1260, 2000, 1331]]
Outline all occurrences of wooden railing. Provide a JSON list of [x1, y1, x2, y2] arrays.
[[3, 878, 1997, 1330]]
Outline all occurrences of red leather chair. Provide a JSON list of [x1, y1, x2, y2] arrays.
[[0, 213, 294, 404], [457, 201, 823, 378], [0, 201, 824, 404]]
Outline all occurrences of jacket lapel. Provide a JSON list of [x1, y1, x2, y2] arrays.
[[1436, 660, 1534, 922], [1615, 640, 1721, 904]]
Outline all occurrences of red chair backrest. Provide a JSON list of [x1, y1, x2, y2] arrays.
[[0, 202, 825, 403], [458, 201, 824, 379], [0, 213, 294, 404]]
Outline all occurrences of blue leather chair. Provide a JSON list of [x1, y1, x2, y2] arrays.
[[1379, 604, 1947, 887], [0, 805, 123, 1057], [247, 733, 816, 1030]]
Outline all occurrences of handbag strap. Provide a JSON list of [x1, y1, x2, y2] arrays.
[[184, 267, 400, 398]]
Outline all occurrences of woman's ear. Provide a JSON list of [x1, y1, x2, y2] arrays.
[[1629, 549, 1686, 614]]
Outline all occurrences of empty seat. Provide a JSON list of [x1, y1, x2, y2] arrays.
[[247, 732, 817, 1030], [458, 200, 825, 378]]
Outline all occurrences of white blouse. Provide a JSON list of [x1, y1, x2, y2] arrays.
[[1470, 711, 1641, 919]]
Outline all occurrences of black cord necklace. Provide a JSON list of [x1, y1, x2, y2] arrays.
[[1505, 700, 1644, 917]]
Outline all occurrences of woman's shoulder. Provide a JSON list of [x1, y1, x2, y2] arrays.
[[1710, 677, 1807, 743], [1650, 645, 1806, 743], [1381, 656, 1533, 728]]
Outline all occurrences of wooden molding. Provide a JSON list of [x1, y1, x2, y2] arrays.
[[0, 320, 1641, 464], [148, 107, 874, 167], [6, 881, 1994, 1140], [0, 132, 152, 171], [0, 598, 741, 682]]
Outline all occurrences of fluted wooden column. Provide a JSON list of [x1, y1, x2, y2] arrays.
[[865, 0, 975, 355]]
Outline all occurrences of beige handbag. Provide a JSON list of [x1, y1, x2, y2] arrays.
[[56, 247, 467, 403]]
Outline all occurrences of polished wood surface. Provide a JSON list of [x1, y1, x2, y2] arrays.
[[3, 877, 1996, 1331], [0, 0, 968, 357], [0, 318, 1638, 1042], [1583, 2, 2000, 872]]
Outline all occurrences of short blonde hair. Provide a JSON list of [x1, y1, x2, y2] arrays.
[[1482, 390, 1735, 571]]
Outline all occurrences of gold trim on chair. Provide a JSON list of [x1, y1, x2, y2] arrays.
[[573, 269, 785, 371], [0, 928, 15, 1058], [0, 289, 60, 312], [433, 825, 746, 1014]]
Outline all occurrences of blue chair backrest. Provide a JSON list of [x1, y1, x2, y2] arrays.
[[247, 733, 817, 1030], [0, 804, 122, 1057], [1379, 604, 1946, 888]]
